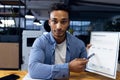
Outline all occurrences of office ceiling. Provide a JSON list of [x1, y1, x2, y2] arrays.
[[1, 0, 120, 20], [25, 0, 120, 20]]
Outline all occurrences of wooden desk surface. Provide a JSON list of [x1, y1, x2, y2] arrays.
[[70, 71, 120, 80], [0, 70, 27, 80], [0, 70, 120, 80]]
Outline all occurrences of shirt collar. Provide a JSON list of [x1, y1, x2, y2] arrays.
[[49, 32, 56, 44], [49, 31, 71, 47]]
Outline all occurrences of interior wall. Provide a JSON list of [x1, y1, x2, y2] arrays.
[[0, 43, 19, 69]]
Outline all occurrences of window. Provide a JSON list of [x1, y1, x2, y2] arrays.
[[70, 21, 90, 36]]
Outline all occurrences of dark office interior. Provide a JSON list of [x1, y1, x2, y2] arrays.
[[0, 0, 120, 79]]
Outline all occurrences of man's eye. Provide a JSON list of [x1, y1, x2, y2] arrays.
[[61, 21, 67, 24], [52, 20, 57, 24]]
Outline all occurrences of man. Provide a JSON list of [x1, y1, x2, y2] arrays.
[[24, 3, 88, 80]]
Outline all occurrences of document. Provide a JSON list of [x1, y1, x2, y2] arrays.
[[86, 32, 119, 79]]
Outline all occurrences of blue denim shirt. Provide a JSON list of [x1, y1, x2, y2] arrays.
[[28, 32, 87, 80]]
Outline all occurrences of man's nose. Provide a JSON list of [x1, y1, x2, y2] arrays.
[[56, 22, 62, 29]]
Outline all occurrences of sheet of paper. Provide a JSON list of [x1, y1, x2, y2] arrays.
[[86, 32, 119, 79]]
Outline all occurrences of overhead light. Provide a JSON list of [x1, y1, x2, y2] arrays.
[[33, 19, 42, 26], [25, 10, 35, 19], [0, 5, 25, 8]]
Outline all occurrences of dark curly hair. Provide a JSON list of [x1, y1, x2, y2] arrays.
[[48, 3, 70, 18]]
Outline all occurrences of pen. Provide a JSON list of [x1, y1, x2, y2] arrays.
[[87, 53, 95, 59]]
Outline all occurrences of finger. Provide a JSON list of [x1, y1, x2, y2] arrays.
[[75, 58, 88, 61], [78, 66, 86, 72], [79, 60, 88, 65]]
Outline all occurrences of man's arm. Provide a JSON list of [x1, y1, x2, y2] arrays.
[[28, 38, 69, 79]]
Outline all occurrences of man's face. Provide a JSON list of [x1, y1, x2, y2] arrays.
[[49, 10, 69, 39]]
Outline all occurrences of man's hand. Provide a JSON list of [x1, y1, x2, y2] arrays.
[[69, 58, 88, 72]]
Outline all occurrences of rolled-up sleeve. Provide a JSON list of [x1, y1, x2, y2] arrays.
[[52, 63, 69, 79], [28, 37, 69, 79]]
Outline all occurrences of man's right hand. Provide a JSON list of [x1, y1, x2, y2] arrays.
[[69, 58, 88, 72]]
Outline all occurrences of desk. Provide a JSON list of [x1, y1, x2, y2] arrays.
[[0, 70, 120, 80], [0, 70, 27, 80], [70, 71, 120, 80]]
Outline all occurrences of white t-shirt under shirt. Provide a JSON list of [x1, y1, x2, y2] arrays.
[[55, 40, 66, 64]]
